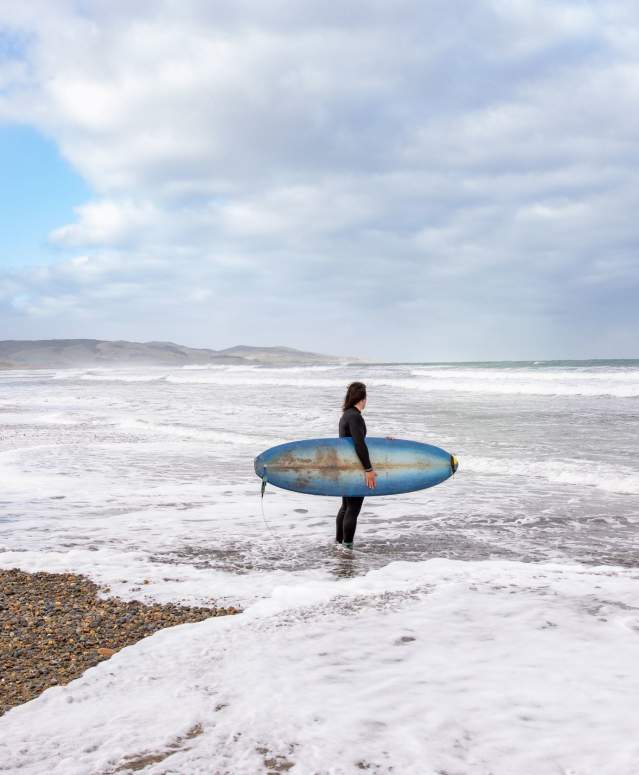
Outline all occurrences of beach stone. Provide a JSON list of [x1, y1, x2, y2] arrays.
[[0, 568, 240, 717]]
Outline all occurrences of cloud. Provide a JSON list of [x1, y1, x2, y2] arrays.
[[0, 0, 638, 359], [49, 200, 159, 246]]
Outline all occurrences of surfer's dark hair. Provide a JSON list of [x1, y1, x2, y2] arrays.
[[343, 382, 367, 411]]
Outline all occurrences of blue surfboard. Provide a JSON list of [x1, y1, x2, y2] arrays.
[[254, 437, 458, 497]]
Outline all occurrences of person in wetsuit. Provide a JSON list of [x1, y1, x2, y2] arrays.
[[336, 381, 377, 549]]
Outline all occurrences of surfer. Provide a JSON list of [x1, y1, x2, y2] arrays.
[[336, 381, 377, 550]]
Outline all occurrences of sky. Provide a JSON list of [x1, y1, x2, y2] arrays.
[[0, 0, 638, 361]]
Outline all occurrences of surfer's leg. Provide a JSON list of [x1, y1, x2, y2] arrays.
[[343, 497, 364, 544], [336, 498, 347, 543]]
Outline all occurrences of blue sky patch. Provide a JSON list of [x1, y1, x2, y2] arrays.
[[0, 125, 90, 269]]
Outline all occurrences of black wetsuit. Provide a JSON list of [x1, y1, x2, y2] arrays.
[[336, 407, 372, 544]]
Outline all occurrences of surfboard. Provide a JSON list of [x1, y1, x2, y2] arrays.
[[254, 437, 458, 497]]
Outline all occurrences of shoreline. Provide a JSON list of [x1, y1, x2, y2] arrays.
[[0, 568, 239, 717]]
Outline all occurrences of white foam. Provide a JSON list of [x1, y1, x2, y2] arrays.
[[181, 363, 262, 371], [37, 363, 639, 396], [406, 367, 639, 397], [0, 448, 79, 497], [165, 371, 347, 387], [181, 363, 343, 372], [0, 411, 79, 425], [79, 370, 168, 382], [465, 455, 639, 495], [117, 416, 273, 445], [2, 560, 638, 774]]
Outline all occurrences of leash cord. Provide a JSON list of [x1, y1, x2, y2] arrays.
[[259, 470, 287, 551]]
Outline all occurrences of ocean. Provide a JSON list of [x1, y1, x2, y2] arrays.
[[1, 360, 639, 773]]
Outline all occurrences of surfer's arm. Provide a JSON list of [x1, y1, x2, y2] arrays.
[[350, 414, 373, 471]]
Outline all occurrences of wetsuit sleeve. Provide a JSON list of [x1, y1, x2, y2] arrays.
[[349, 413, 373, 471]]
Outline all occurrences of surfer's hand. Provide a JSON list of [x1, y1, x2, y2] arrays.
[[365, 469, 377, 489]]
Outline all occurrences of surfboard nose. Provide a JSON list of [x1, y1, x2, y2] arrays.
[[451, 454, 459, 474]]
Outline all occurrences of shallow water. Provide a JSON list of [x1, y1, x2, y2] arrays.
[[1, 360, 638, 604]]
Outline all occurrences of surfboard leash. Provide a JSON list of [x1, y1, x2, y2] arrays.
[[258, 466, 311, 563], [258, 474, 307, 562], [258, 467, 286, 550]]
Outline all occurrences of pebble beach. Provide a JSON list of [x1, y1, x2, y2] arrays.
[[0, 568, 238, 717]]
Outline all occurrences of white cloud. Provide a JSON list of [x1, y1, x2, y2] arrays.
[[0, 0, 638, 358], [50, 200, 158, 246]]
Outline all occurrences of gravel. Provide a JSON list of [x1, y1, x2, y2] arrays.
[[0, 568, 239, 716]]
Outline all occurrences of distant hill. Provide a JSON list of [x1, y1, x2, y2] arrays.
[[0, 339, 349, 369]]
